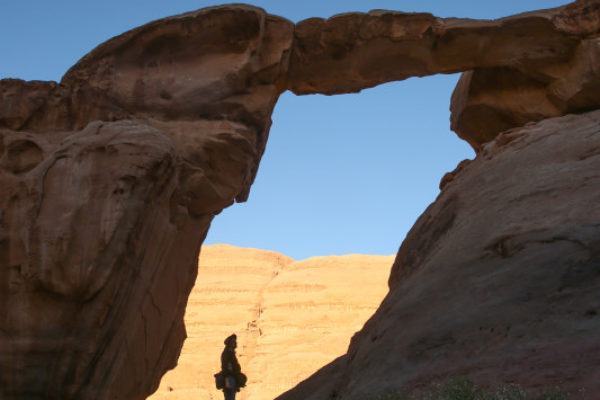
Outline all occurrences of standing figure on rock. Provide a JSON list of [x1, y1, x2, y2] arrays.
[[221, 334, 246, 400]]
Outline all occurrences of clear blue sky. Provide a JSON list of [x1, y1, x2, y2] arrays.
[[1, 0, 568, 260]]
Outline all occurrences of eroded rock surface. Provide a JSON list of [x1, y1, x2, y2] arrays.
[[288, 0, 600, 149], [2, 1, 600, 399], [0, 5, 293, 400], [148, 245, 392, 400], [451, 31, 600, 150], [277, 110, 600, 400]]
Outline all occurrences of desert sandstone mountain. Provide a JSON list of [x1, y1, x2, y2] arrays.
[[1, 1, 599, 399], [148, 245, 393, 400]]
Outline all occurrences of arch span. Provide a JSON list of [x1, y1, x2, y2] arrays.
[[0, 2, 599, 399]]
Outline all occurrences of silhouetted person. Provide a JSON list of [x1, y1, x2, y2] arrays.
[[221, 334, 243, 400]]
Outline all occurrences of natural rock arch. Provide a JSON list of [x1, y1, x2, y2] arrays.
[[0, 1, 599, 399]]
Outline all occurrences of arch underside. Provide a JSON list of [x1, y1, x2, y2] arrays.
[[0, 1, 599, 399]]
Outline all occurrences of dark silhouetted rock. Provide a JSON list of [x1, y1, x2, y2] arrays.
[[277, 109, 600, 399], [0, 5, 293, 400]]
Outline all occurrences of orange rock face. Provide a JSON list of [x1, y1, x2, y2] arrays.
[[148, 245, 393, 400], [2, 1, 600, 399], [450, 23, 600, 150]]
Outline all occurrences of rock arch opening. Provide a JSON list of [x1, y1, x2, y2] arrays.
[[150, 75, 474, 399], [1, 1, 599, 400], [204, 75, 475, 259]]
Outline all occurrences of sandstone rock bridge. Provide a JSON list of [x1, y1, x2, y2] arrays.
[[1, 1, 599, 399]]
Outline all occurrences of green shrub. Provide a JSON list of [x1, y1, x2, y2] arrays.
[[366, 377, 570, 400], [536, 387, 569, 400], [437, 376, 486, 400]]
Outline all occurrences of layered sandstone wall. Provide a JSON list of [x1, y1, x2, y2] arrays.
[[148, 245, 393, 400]]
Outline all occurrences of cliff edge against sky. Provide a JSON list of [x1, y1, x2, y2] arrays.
[[0, 1, 599, 399]]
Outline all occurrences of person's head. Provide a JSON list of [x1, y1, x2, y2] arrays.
[[224, 334, 237, 349]]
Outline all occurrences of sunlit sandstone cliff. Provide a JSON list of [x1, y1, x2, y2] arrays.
[[1, 1, 600, 399], [148, 245, 393, 400]]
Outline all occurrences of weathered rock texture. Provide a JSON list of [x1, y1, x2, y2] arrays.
[[0, 5, 293, 400], [288, 0, 600, 150], [450, 28, 600, 150], [148, 245, 393, 400], [277, 110, 600, 399], [2, 1, 600, 399]]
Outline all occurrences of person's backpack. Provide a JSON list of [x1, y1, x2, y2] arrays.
[[214, 371, 225, 389], [235, 372, 247, 388]]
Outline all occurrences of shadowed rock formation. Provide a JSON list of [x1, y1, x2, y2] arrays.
[[1, 1, 600, 399], [450, 22, 600, 150], [288, 0, 600, 150], [277, 108, 600, 400], [0, 5, 293, 400]]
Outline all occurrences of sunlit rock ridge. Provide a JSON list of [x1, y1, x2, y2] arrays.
[[0, 1, 599, 399]]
